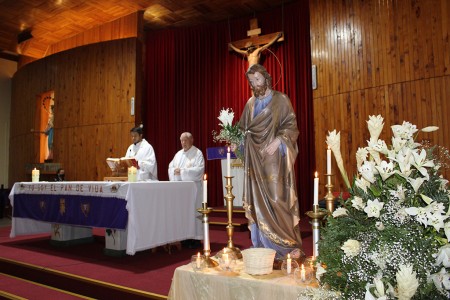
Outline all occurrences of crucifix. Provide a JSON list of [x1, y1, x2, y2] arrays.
[[228, 18, 284, 67]]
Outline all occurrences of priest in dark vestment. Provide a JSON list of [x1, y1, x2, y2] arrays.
[[238, 64, 302, 258]]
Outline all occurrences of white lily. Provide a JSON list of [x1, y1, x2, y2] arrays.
[[428, 267, 450, 294], [390, 185, 406, 202], [364, 199, 385, 218], [332, 207, 348, 218], [367, 138, 388, 165], [351, 196, 366, 211], [427, 211, 448, 232], [375, 160, 395, 181], [315, 262, 327, 281], [434, 244, 450, 268], [355, 177, 371, 193], [391, 136, 407, 152], [217, 108, 234, 127], [359, 160, 377, 183], [445, 222, 450, 242], [405, 206, 430, 226], [407, 177, 426, 193], [412, 149, 434, 179]]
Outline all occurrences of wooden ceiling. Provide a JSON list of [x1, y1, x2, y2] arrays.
[[0, 0, 292, 60]]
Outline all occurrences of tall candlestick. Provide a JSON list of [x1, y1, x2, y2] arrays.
[[327, 146, 332, 174], [313, 172, 319, 206], [227, 147, 231, 177], [203, 174, 207, 203], [287, 253, 292, 274]]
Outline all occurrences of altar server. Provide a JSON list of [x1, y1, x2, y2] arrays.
[[168, 132, 205, 247], [125, 126, 158, 181]]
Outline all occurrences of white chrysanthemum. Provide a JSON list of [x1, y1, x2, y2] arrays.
[[218, 108, 234, 126], [434, 244, 450, 268], [332, 207, 348, 218], [367, 115, 384, 141], [396, 264, 419, 300], [364, 199, 385, 218], [351, 196, 365, 211], [341, 239, 361, 257]]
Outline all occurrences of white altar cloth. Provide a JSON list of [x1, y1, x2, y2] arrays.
[[168, 261, 337, 300], [9, 181, 198, 255]]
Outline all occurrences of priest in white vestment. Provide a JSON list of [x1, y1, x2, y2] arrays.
[[168, 132, 205, 246], [125, 126, 158, 181]]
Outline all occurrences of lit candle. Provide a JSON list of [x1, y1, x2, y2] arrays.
[[128, 166, 137, 182], [196, 252, 201, 269], [314, 172, 319, 206], [300, 264, 306, 281], [327, 146, 332, 174], [203, 174, 207, 203], [223, 252, 230, 267], [32, 168, 39, 182], [227, 147, 231, 177], [287, 253, 292, 274]]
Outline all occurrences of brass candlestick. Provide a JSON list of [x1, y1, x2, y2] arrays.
[[197, 203, 218, 267], [220, 176, 242, 259], [324, 173, 335, 213], [305, 205, 327, 258]]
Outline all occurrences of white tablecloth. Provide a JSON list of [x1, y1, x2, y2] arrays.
[[168, 261, 338, 300], [9, 181, 198, 255]]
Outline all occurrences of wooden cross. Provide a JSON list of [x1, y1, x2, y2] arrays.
[[228, 18, 284, 52]]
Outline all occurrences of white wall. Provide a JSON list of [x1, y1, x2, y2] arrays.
[[0, 58, 17, 188]]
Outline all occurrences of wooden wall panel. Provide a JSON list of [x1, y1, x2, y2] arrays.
[[310, 0, 450, 191], [9, 38, 139, 185]]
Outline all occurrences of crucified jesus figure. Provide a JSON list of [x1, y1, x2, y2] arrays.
[[229, 32, 282, 67]]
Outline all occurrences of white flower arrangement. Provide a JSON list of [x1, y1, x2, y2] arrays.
[[212, 108, 244, 159], [317, 115, 450, 299]]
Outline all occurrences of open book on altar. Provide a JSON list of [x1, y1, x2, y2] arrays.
[[106, 157, 138, 174]]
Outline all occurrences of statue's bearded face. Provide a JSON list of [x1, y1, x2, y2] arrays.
[[248, 72, 268, 98]]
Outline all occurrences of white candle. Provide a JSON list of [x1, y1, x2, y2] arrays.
[[287, 253, 292, 274], [227, 147, 231, 177], [203, 174, 207, 203], [300, 264, 306, 281], [128, 166, 137, 182], [32, 168, 39, 182], [327, 146, 332, 174], [196, 252, 201, 268], [314, 172, 319, 206], [223, 252, 230, 267]]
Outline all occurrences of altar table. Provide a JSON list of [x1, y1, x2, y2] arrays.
[[168, 262, 337, 300], [9, 181, 198, 255]]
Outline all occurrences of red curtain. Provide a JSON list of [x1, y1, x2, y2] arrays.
[[144, 0, 315, 214]]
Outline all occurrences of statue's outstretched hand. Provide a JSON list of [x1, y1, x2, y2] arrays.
[[265, 138, 281, 156]]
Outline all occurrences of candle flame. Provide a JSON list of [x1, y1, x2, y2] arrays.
[[287, 253, 290, 259], [327, 146, 330, 150], [314, 171, 318, 177], [197, 252, 201, 258], [227, 146, 230, 153], [204, 174, 207, 180], [301, 264, 304, 269]]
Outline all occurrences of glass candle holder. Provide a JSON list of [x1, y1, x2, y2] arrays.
[[218, 250, 237, 272], [294, 264, 315, 284], [281, 257, 299, 276], [191, 253, 205, 271]]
